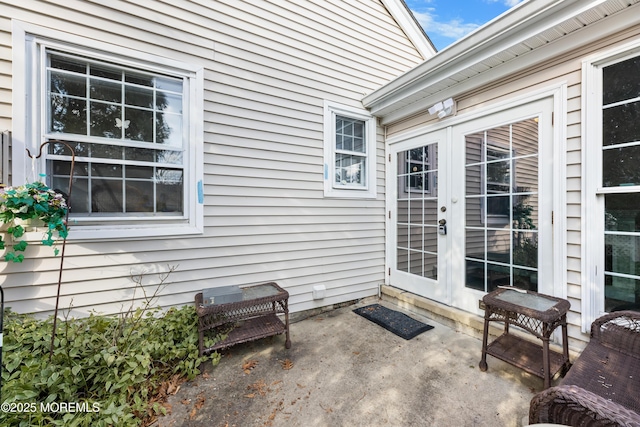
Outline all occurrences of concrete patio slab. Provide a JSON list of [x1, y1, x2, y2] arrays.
[[159, 298, 549, 427]]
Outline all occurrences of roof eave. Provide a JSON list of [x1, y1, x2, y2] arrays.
[[380, 0, 437, 59]]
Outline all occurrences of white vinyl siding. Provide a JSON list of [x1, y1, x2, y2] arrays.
[[1, 0, 425, 316]]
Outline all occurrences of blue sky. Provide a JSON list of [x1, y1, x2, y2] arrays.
[[404, 0, 525, 51]]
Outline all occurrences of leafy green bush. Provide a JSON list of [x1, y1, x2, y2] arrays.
[[0, 181, 69, 262], [0, 305, 220, 426]]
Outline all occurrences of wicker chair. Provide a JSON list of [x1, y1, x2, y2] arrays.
[[529, 310, 640, 426]]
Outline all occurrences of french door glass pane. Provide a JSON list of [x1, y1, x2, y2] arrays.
[[397, 249, 409, 272], [397, 143, 438, 279], [514, 194, 538, 230], [513, 268, 538, 292], [487, 231, 510, 263], [466, 229, 485, 260], [464, 118, 539, 292], [513, 231, 538, 268], [514, 156, 538, 193], [423, 252, 437, 280], [466, 260, 485, 291]]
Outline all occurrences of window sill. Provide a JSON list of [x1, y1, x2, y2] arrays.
[[324, 188, 377, 199], [21, 222, 203, 242]]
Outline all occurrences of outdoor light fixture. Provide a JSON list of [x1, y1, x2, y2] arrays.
[[428, 97, 456, 119]]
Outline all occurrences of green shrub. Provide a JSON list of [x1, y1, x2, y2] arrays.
[[0, 305, 220, 426]]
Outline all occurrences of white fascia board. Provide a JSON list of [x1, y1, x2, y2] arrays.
[[375, 0, 640, 125], [380, 0, 436, 59], [363, 0, 600, 116]]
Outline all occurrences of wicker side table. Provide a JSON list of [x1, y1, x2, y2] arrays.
[[479, 287, 571, 389], [195, 282, 291, 356]]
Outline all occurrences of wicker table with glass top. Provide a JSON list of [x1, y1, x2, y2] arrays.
[[195, 282, 291, 356], [479, 287, 571, 389]]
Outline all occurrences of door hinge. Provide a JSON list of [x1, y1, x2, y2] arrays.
[[551, 112, 554, 126], [388, 153, 391, 162], [388, 211, 391, 219], [388, 268, 391, 276], [552, 211, 554, 225]]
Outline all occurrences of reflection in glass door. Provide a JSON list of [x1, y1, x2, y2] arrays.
[[605, 195, 640, 311], [464, 119, 540, 293], [397, 144, 439, 280]]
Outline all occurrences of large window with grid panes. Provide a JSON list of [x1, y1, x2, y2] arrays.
[[15, 26, 203, 238], [584, 42, 640, 329], [47, 52, 186, 217]]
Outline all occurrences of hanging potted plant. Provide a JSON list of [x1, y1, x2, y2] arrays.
[[0, 181, 69, 262]]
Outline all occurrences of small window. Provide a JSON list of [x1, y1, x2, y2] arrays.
[[323, 101, 376, 198]]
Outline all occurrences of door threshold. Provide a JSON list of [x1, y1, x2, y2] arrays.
[[380, 284, 495, 341]]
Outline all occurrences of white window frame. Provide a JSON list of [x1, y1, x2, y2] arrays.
[[12, 21, 204, 240], [582, 38, 640, 331], [323, 101, 377, 199]]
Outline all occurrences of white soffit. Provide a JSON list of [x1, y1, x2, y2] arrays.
[[364, 0, 640, 124]]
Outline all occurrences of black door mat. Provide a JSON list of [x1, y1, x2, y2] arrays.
[[353, 304, 434, 340]]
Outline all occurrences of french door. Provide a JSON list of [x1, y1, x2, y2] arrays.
[[390, 129, 450, 303], [388, 98, 555, 314]]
